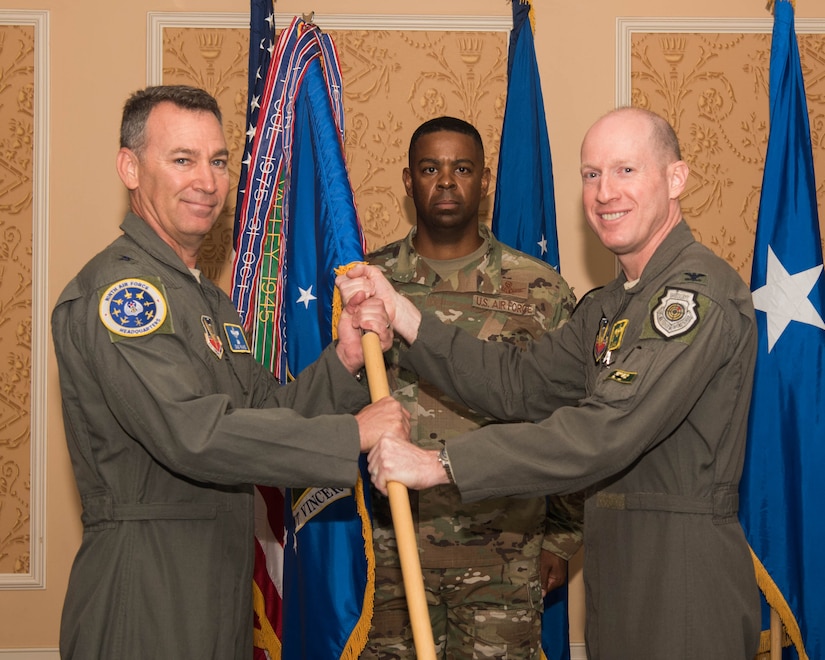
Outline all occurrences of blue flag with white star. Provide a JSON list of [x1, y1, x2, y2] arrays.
[[739, 2, 825, 658], [492, 3, 569, 659], [491, 0, 560, 272], [231, 12, 372, 660]]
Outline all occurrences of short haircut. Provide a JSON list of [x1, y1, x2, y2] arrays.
[[613, 107, 682, 162], [408, 116, 485, 164], [120, 85, 223, 155], [647, 110, 682, 162]]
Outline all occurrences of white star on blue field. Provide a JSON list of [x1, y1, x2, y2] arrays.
[[296, 285, 317, 309], [752, 245, 825, 352]]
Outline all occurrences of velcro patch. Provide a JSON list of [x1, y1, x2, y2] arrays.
[[607, 369, 637, 384], [607, 319, 629, 351], [650, 288, 699, 338], [224, 323, 251, 353], [98, 278, 172, 341]]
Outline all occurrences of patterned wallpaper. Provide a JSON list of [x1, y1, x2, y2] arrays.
[[0, 24, 35, 575], [631, 31, 825, 282]]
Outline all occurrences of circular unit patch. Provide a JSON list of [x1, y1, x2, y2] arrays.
[[99, 278, 168, 337]]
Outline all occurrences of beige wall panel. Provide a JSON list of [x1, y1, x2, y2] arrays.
[[0, 23, 35, 579]]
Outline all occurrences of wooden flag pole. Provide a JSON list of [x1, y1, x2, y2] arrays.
[[770, 608, 782, 660], [361, 331, 436, 659]]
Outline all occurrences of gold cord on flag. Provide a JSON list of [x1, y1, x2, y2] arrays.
[[766, 0, 796, 13], [515, 0, 536, 35], [332, 261, 367, 341]]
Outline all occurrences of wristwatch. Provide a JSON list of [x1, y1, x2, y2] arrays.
[[437, 447, 455, 484]]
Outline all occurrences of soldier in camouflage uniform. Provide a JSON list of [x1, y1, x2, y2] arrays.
[[361, 117, 584, 659]]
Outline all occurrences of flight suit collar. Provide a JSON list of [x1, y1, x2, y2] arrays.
[[616, 220, 697, 297], [120, 212, 201, 281]]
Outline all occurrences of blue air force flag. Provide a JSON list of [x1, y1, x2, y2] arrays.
[[739, 2, 825, 658]]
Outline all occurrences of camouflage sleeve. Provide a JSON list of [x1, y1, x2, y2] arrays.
[[534, 270, 582, 559], [542, 491, 585, 561], [533, 272, 576, 334]]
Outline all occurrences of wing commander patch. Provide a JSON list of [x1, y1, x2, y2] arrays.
[[651, 288, 699, 338], [99, 278, 169, 340]]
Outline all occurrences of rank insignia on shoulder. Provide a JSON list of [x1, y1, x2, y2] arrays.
[[224, 323, 251, 353], [607, 369, 637, 384], [651, 288, 699, 338], [98, 278, 170, 341], [202, 316, 224, 359], [682, 271, 706, 283]]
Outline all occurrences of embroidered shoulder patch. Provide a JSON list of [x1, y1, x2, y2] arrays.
[[98, 278, 170, 340], [650, 287, 699, 338]]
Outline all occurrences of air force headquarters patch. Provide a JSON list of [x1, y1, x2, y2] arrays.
[[99, 278, 170, 340], [651, 288, 699, 338]]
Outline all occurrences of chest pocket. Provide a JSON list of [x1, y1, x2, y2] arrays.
[[587, 338, 688, 408]]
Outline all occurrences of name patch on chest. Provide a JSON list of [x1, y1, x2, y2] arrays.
[[473, 294, 535, 316]]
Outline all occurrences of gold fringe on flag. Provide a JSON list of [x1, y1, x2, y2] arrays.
[[331, 259, 377, 657], [340, 472, 377, 658], [332, 261, 367, 341], [749, 547, 809, 660], [252, 580, 283, 658], [766, 0, 796, 14]]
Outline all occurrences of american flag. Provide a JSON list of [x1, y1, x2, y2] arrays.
[[233, 5, 284, 658]]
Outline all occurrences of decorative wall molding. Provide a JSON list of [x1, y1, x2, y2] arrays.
[[147, 12, 511, 84], [616, 17, 825, 106], [0, 9, 49, 590]]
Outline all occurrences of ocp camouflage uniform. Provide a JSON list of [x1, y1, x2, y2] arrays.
[[362, 226, 584, 659]]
